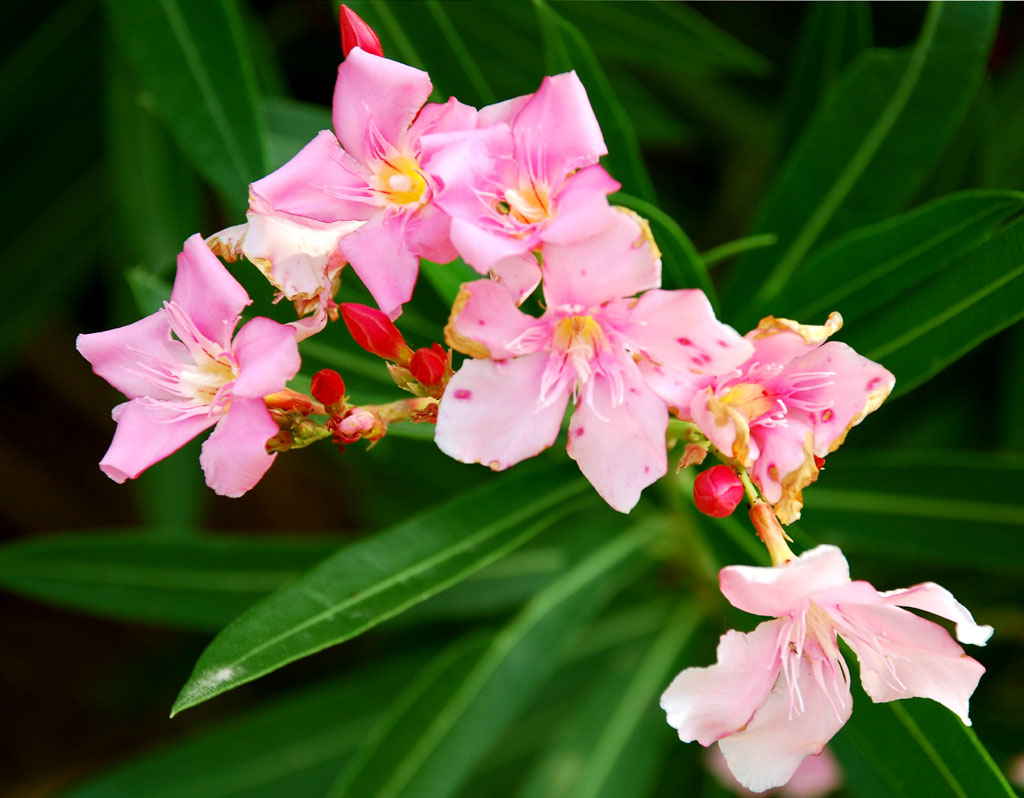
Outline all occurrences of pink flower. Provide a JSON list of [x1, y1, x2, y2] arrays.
[[434, 209, 752, 512], [688, 313, 895, 523], [704, 745, 842, 798], [248, 47, 477, 319], [76, 235, 301, 497], [660, 545, 992, 793], [427, 71, 620, 303]]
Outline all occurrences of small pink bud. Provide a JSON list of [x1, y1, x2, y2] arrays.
[[311, 368, 346, 406], [340, 303, 413, 365], [409, 346, 447, 386], [339, 5, 383, 58], [693, 465, 744, 518]]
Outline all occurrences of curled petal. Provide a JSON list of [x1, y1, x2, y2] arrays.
[[410, 96, 478, 139], [99, 400, 219, 483], [171, 234, 251, 348], [230, 317, 301, 399], [445, 280, 539, 360], [661, 620, 785, 747], [718, 655, 852, 793], [878, 582, 994, 647], [749, 423, 816, 517], [489, 252, 542, 305], [746, 312, 843, 366], [435, 354, 569, 471], [199, 397, 280, 498], [720, 545, 852, 618]]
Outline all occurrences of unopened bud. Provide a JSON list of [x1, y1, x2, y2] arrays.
[[339, 5, 383, 58], [340, 303, 413, 364], [409, 346, 447, 386], [311, 368, 346, 406], [814, 455, 826, 471], [693, 465, 744, 518]]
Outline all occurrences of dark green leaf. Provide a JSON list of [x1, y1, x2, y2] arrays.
[[172, 463, 591, 714], [263, 96, 331, 171], [725, 2, 1000, 325], [0, 532, 342, 630], [330, 519, 659, 798], [105, 0, 269, 214]]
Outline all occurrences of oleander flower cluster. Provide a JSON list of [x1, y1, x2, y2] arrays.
[[76, 7, 991, 793]]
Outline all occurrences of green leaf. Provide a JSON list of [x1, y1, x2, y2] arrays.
[[519, 601, 702, 798], [700, 233, 778, 270], [0, 532, 341, 630], [104, 0, 269, 215], [263, 96, 331, 171], [330, 519, 659, 798], [845, 213, 1024, 399], [725, 2, 1000, 324], [420, 257, 480, 308], [777, 190, 1024, 324], [534, 0, 657, 203], [614, 193, 716, 302], [172, 463, 591, 714], [65, 654, 427, 798], [835, 693, 1016, 798], [802, 450, 1024, 575]]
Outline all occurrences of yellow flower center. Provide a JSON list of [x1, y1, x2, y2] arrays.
[[374, 154, 428, 206], [502, 182, 551, 225], [552, 314, 604, 356], [719, 382, 776, 421], [179, 354, 237, 404]]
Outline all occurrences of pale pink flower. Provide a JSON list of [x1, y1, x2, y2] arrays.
[[704, 745, 842, 798], [77, 235, 301, 497], [661, 545, 992, 793], [248, 47, 477, 320], [426, 71, 620, 303], [434, 209, 752, 512], [688, 313, 894, 523]]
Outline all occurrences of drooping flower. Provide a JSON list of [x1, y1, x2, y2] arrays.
[[76, 234, 301, 497], [688, 313, 894, 523], [660, 544, 992, 793], [434, 209, 752, 512], [426, 71, 620, 303], [245, 47, 477, 320]]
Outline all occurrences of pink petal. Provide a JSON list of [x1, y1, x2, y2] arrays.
[[540, 165, 620, 246], [409, 96, 478, 138], [434, 353, 569, 471], [720, 545, 851, 618], [77, 312, 184, 401], [749, 417, 815, 505], [230, 317, 301, 399], [199, 397, 279, 497], [830, 601, 985, 725], [333, 48, 432, 162], [171, 234, 251, 349], [447, 279, 539, 359], [784, 341, 895, 457], [746, 313, 843, 367], [99, 399, 219, 483], [565, 360, 668, 513], [489, 252, 542, 305], [338, 212, 420, 319], [689, 386, 755, 464], [448, 216, 536, 275], [542, 208, 660, 310], [511, 72, 607, 186], [251, 130, 374, 222], [478, 93, 532, 128], [781, 747, 844, 798], [660, 619, 785, 747], [403, 202, 457, 265], [878, 582, 993, 647], [719, 655, 852, 793]]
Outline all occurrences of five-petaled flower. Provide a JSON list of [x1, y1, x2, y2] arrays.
[[435, 208, 752, 512], [660, 544, 992, 793], [688, 313, 894, 523], [77, 235, 301, 497]]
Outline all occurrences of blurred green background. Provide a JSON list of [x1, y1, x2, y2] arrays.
[[2, 1, 1022, 796]]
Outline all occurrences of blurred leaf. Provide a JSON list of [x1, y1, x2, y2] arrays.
[[65, 653, 426, 798], [263, 96, 331, 171], [0, 532, 342, 630], [614, 193, 716, 301], [835, 691, 1015, 798], [777, 190, 1024, 323], [700, 234, 778, 270], [846, 213, 1024, 398], [986, 49, 1024, 190], [803, 450, 1024, 575], [330, 519, 659, 798], [555, 2, 771, 77], [535, 0, 657, 203], [779, 2, 872, 155], [420, 257, 480, 308], [105, 0, 269, 215], [725, 2, 1000, 325], [172, 463, 591, 714], [519, 601, 701, 798]]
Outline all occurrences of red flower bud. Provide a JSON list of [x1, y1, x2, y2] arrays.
[[311, 368, 346, 406], [693, 465, 745, 518], [409, 346, 447, 386], [814, 455, 826, 470], [340, 303, 413, 364], [339, 5, 383, 58]]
